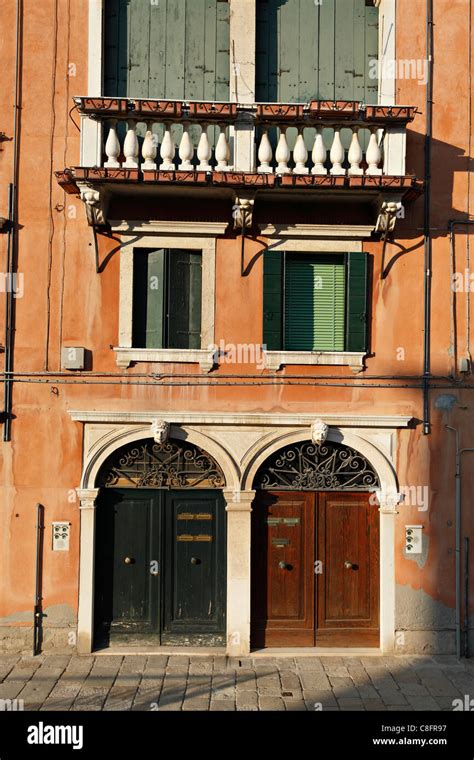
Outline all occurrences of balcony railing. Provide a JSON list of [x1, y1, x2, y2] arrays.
[[74, 97, 418, 180]]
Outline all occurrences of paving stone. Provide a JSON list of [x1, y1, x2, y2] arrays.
[[337, 697, 365, 710], [399, 682, 430, 697], [435, 696, 461, 710], [362, 698, 387, 711], [346, 667, 371, 685], [210, 699, 236, 711], [119, 656, 147, 675], [275, 658, 297, 671], [422, 677, 463, 697], [295, 657, 325, 671], [329, 676, 359, 698], [386, 705, 412, 711], [376, 690, 408, 706], [103, 676, 141, 710], [189, 661, 213, 675], [299, 672, 331, 691], [356, 684, 380, 700], [0, 656, 21, 681], [211, 656, 228, 670], [324, 665, 350, 678], [72, 686, 110, 711], [131, 679, 163, 711], [405, 696, 442, 711], [182, 698, 210, 711], [40, 680, 85, 711], [236, 691, 259, 710], [284, 699, 307, 711], [6, 660, 43, 681], [259, 696, 285, 711], [17, 679, 57, 709], [63, 657, 94, 678]]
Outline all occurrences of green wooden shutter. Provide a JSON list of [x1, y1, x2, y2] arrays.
[[346, 252, 368, 352], [263, 251, 283, 350], [284, 254, 345, 352], [104, 0, 230, 100], [167, 250, 202, 350], [133, 249, 165, 349], [256, 0, 378, 103]]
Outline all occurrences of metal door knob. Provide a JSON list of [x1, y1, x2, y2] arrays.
[[279, 561, 289, 570], [124, 556, 133, 565], [190, 557, 200, 565], [344, 560, 353, 570]]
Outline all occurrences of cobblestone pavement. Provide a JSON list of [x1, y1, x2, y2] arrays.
[[1, 654, 473, 711]]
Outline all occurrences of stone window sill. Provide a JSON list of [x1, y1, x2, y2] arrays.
[[264, 350, 365, 372], [114, 348, 215, 371]]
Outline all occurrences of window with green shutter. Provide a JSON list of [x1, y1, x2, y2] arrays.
[[263, 251, 368, 353], [133, 249, 202, 350]]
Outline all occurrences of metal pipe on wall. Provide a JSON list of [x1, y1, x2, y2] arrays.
[[423, 0, 434, 435]]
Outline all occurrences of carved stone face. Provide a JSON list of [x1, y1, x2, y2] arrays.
[[151, 419, 170, 445], [311, 419, 329, 446]]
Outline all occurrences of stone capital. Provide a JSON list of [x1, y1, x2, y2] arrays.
[[223, 489, 255, 511], [76, 488, 99, 509]]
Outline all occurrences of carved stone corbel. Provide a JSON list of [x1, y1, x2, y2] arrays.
[[77, 182, 108, 226], [311, 419, 329, 446], [375, 196, 403, 234], [232, 192, 255, 230], [150, 419, 170, 444]]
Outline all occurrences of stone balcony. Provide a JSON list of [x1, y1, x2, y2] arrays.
[[56, 97, 423, 234]]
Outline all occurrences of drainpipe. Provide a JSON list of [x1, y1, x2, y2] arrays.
[[3, 0, 22, 441], [446, 425, 474, 658], [423, 0, 434, 435], [449, 220, 474, 376]]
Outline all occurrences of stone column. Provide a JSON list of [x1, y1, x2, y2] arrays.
[[76, 488, 99, 654], [223, 489, 255, 656], [377, 489, 403, 654], [229, 0, 256, 172]]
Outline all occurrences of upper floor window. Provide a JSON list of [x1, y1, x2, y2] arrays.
[[133, 248, 202, 350], [256, 0, 379, 103], [104, 0, 230, 100], [263, 251, 368, 353]]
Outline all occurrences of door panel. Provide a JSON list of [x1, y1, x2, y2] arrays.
[[251, 491, 315, 647], [162, 491, 226, 645], [317, 493, 379, 646], [94, 489, 161, 641]]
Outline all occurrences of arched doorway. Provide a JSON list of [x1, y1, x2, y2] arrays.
[[251, 439, 381, 648], [94, 437, 227, 647]]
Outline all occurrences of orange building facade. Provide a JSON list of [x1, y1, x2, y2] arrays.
[[1, 0, 473, 658]]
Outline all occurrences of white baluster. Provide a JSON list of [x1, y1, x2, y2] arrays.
[[329, 126, 345, 176], [141, 123, 157, 171], [123, 120, 139, 169], [214, 124, 229, 171], [160, 123, 175, 170], [311, 127, 327, 175], [197, 123, 212, 171], [104, 119, 121, 168], [293, 128, 309, 175], [366, 126, 383, 175], [258, 128, 273, 173], [275, 128, 290, 174], [348, 127, 363, 176], [178, 121, 194, 170]]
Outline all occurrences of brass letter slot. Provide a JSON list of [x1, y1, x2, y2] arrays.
[[272, 538, 290, 546], [282, 518, 300, 525], [177, 513, 213, 521], [177, 534, 213, 542], [266, 518, 281, 525]]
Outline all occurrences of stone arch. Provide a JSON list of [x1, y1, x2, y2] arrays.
[[241, 427, 398, 497], [81, 424, 240, 492]]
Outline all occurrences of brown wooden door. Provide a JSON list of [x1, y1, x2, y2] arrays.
[[317, 493, 379, 646], [251, 491, 379, 648], [251, 491, 315, 646]]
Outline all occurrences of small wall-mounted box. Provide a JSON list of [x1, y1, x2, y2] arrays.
[[52, 522, 71, 552], [61, 346, 85, 370], [405, 525, 423, 555]]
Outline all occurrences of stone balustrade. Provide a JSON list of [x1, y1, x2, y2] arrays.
[[74, 97, 417, 178]]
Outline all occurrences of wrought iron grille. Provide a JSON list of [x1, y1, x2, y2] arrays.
[[254, 440, 380, 491], [97, 438, 225, 489]]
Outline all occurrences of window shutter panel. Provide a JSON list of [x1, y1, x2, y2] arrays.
[[263, 251, 283, 350], [133, 249, 165, 349], [346, 252, 368, 352], [284, 256, 345, 351], [168, 250, 202, 349]]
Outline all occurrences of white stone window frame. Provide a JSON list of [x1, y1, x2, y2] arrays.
[[114, 235, 216, 370], [262, 238, 366, 372]]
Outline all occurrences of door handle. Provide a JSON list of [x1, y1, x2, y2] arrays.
[[190, 557, 201, 565], [278, 561, 289, 570], [124, 556, 134, 565], [344, 560, 354, 570]]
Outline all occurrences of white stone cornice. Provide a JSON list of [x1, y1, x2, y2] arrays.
[[68, 410, 413, 428]]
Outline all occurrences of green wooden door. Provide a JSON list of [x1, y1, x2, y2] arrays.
[[94, 489, 162, 642], [94, 488, 226, 646], [163, 491, 227, 645], [104, 0, 230, 100], [256, 0, 378, 103]]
